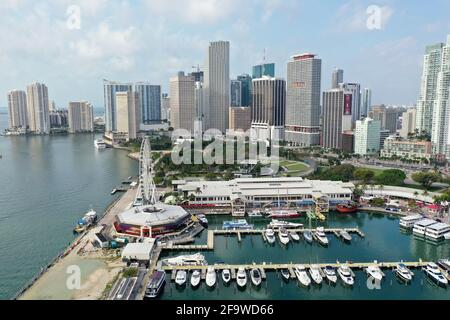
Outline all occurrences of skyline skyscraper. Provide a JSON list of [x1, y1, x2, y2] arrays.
[[7, 89, 28, 129], [68, 101, 94, 133], [230, 80, 242, 107], [103, 80, 133, 133], [204, 41, 230, 133], [285, 53, 322, 147], [116, 90, 140, 141], [26, 82, 50, 134], [340, 83, 361, 123], [331, 68, 344, 89], [170, 72, 196, 133], [361, 88, 372, 118], [237, 74, 252, 106], [135, 83, 161, 124], [252, 63, 275, 79]]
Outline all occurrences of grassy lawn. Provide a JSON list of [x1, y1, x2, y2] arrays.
[[279, 160, 310, 176]]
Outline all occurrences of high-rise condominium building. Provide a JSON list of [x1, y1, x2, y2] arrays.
[[204, 41, 230, 132], [237, 74, 252, 106], [116, 91, 140, 141], [135, 83, 161, 124], [229, 107, 251, 132], [103, 80, 133, 133], [161, 94, 170, 122], [68, 101, 94, 133], [170, 72, 196, 133], [400, 108, 417, 139], [331, 68, 344, 89], [7, 90, 28, 129], [321, 89, 353, 150], [230, 80, 242, 107], [49, 110, 68, 128], [252, 63, 275, 79], [194, 81, 205, 135], [285, 53, 322, 147], [26, 82, 50, 134], [340, 83, 361, 123], [250, 77, 286, 142], [369, 105, 399, 134], [429, 36, 450, 157], [416, 39, 447, 137], [361, 88, 372, 118], [354, 118, 381, 156]]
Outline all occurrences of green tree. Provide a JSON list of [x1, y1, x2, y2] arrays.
[[353, 168, 375, 183], [375, 169, 406, 186], [411, 171, 441, 190]]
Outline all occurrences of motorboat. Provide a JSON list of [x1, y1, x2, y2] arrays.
[[175, 270, 187, 286], [281, 269, 290, 281], [269, 219, 303, 229], [250, 268, 262, 286], [267, 209, 301, 219], [190, 270, 201, 287], [278, 228, 290, 245], [94, 139, 107, 149], [445, 232, 450, 240], [395, 264, 413, 283], [303, 230, 313, 244], [337, 266, 354, 286], [223, 219, 254, 230], [161, 253, 207, 267], [248, 210, 263, 218], [196, 214, 208, 227], [338, 230, 352, 242], [314, 227, 329, 246], [309, 266, 323, 285], [236, 267, 247, 287], [294, 265, 311, 287], [289, 231, 300, 241], [365, 265, 384, 282], [205, 267, 217, 287], [322, 266, 337, 284], [222, 269, 231, 284], [144, 271, 166, 299], [437, 259, 450, 272], [423, 262, 448, 287], [73, 209, 97, 234], [265, 228, 276, 244]]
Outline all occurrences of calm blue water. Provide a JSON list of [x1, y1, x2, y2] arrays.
[[0, 113, 138, 299]]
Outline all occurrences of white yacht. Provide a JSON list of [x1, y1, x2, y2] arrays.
[[423, 263, 448, 287], [190, 270, 201, 287], [314, 227, 329, 246], [222, 269, 231, 284], [309, 266, 323, 285], [294, 265, 311, 287], [248, 210, 263, 218], [395, 264, 413, 283], [425, 223, 450, 240], [278, 228, 290, 245], [399, 214, 423, 229], [289, 231, 300, 241], [365, 265, 384, 282], [94, 139, 107, 149], [161, 253, 207, 267], [237, 267, 247, 287], [250, 268, 262, 286], [323, 266, 338, 284], [445, 232, 450, 240], [338, 230, 352, 242], [175, 270, 187, 286], [269, 220, 303, 229], [413, 219, 437, 236], [265, 229, 276, 244], [205, 267, 217, 287], [337, 266, 354, 286], [281, 269, 290, 281]]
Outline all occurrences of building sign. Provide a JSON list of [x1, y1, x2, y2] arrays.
[[344, 94, 352, 115]]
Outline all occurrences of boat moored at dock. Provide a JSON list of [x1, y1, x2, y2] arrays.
[[336, 203, 358, 213], [237, 267, 247, 287], [190, 270, 201, 287], [268, 219, 303, 229], [309, 266, 323, 285], [222, 269, 231, 284], [265, 229, 276, 244], [267, 208, 301, 219], [289, 231, 300, 241], [423, 262, 448, 287], [94, 139, 107, 149], [278, 228, 290, 245], [338, 230, 352, 242], [223, 219, 254, 230], [294, 265, 311, 287], [323, 266, 337, 284], [303, 230, 313, 244], [314, 227, 329, 246], [161, 253, 207, 267], [425, 223, 450, 241], [399, 214, 423, 229], [205, 267, 216, 287], [175, 270, 187, 286], [413, 219, 437, 236], [365, 265, 384, 282], [250, 268, 262, 286], [73, 209, 97, 233], [337, 266, 354, 286], [144, 271, 166, 299], [395, 264, 413, 283]]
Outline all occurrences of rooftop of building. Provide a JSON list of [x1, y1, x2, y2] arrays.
[[117, 203, 190, 227]]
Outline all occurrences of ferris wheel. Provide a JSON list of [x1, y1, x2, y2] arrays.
[[137, 136, 156, 205]]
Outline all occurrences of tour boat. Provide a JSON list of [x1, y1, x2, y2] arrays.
[[205, 267, 217, 287], [267, 209, 301, 219], [236, 267, 247, 287], [339, 230, 352, 242], [269, 219, 303, 229], [190, 270, 201, 287], [278, 228, 290, 245], [223, 219, 254, 230], [336, 203, 358, 213], [303, 231, 313, 244], [425, 223, 450, 240], [412, 219, 437, 236], [365, 265, 384, 282], [175, 270, 187, 286], [73, 209, 97, 234], [309, 266, 323, 285], [323, 266, 338, 284], [289, 231, 300, 241], [161, 253, 207, 267], [94, 139, 107, 149], [423, 263, 448, 287], [281, 269, 290, 281], [337, 266, 354, 286], [222, 269, 231, 284], [395, 264, 413, 283], [314, 227, 329, 246], [144, 271, 166, 299], [265, 228, 276, 244], [399, 214, 423, 229], [294, 265, 311, 287], [250, 268, 262, 286]]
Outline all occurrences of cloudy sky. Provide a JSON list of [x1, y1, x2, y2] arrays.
[[0, 0, 450, 109]]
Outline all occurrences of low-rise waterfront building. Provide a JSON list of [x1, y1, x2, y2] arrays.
[[381, 136, 433, 160]]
